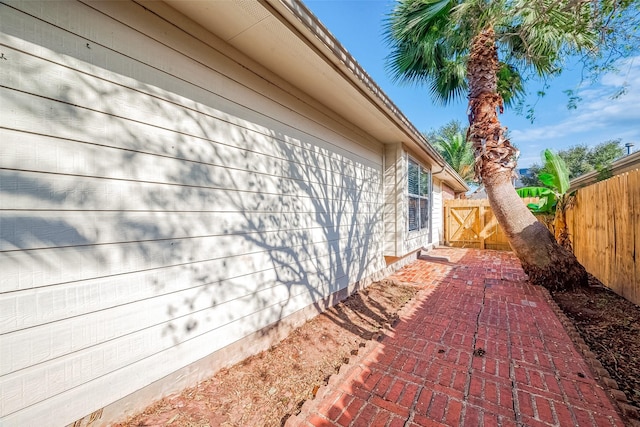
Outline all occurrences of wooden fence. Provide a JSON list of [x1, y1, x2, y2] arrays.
[[567, 169, 640, 305], [443, 198, 539, 251]]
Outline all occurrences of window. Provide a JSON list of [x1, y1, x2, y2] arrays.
[[407, 158, 430, 231]]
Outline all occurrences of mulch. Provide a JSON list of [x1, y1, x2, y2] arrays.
[[553, 279, 640, 413]]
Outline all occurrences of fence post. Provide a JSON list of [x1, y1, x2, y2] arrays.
[[478, 203, 485, 249], [444, 203, 449, 245]]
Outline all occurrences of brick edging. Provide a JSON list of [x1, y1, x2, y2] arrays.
[[540, 287, 640, 426], [284, 283, 428, 426]]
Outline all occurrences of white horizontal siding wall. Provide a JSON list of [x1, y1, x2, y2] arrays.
[[432, 177, 444, 245], [0, 1, 386, 426], [383, 143, 402, 257]]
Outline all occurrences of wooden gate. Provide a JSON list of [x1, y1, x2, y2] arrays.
[[443, 198, 539, 251], [444, 199, 507, 250]]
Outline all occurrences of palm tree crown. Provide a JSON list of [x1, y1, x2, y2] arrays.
[[385, 0, 602, 107], [433, 132, 475, 183]]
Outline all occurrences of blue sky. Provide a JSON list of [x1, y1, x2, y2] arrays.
[[305, 0, 640, 168]]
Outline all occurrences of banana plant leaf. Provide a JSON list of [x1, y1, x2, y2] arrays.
[[539, 149, 570, 194], [516, 186, 556, 213]]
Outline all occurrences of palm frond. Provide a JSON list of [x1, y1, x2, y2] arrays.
[[385, 0, 611, 111], [496, 62, 525, 107], [433, 132, 475, 182], [429, 56, 469, 104], [385, 0, 470, 104], [497, 0, 599, 75]]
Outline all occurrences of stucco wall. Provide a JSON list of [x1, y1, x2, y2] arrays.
[[0, 1, 388, 425]]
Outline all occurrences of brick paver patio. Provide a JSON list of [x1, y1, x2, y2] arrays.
[[288, 248, 625, 426]]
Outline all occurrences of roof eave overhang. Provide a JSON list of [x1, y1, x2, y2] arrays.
[[158, 0, 469, 192], [266, 0, 468, 191]]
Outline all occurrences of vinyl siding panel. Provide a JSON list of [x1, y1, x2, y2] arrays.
[[432, 178, 444, 245], [0, 1, 386, 425], [382, 143, 402, 256]]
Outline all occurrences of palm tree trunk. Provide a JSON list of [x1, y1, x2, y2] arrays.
[[466, 28, 587, 291]]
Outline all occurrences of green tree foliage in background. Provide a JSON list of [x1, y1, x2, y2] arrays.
[[521, 140, 625, 186], [424, 119, 466, 143]]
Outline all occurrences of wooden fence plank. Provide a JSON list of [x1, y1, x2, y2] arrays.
[[631, 170, 640, 305], [616, 174, 634, 300], [479, 204, 486, 250], [567, 169, 640, 306]]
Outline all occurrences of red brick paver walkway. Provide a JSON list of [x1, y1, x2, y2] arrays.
[[289, 248, 625, 427]]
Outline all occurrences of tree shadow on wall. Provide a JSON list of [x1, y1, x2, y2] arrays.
[[0, 5, 388, 423]]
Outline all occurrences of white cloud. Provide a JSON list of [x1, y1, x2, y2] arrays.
[[510, 57, 640, 166]]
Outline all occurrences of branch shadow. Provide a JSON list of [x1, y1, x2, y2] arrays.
[[0, 3, 389, 422]]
